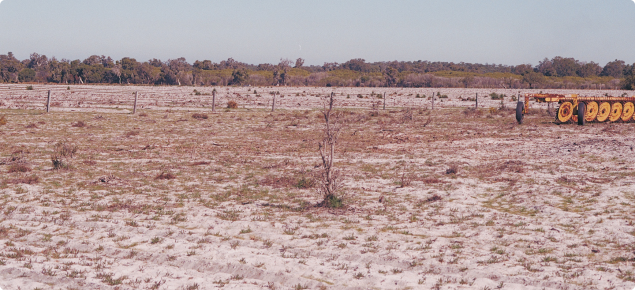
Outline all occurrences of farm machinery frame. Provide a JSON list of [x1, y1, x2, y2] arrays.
[[516, 93, 635, 125]]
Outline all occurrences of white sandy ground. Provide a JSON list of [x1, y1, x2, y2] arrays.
[[0, 85, 635, 290]]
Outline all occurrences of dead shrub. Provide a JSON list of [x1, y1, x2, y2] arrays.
[[51, 142, 77, 170], [138, 112, 148, 117], [462, 108, 482, 118], [8, 175, 39, 185], [25, 123, 37, 129], [125, 130, 140, 137], [227, 101, 238, 109], [192, 113, 209, 120], [425, 194, 442, 203], [156, 172, 176, 180], [446, 165, 459, 175], [8, 164, 31, 173], [498, 160, 525, 173], [0, 115, 6, 126], [72, 121, 86, 128], [259, 175, 295, 188]]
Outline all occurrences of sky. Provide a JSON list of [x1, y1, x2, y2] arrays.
[[0, 0, 634, 66]]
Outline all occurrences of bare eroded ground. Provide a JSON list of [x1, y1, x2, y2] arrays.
[[1, 85, 635, 290]]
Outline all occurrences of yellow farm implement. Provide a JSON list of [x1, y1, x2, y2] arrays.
[[516, 94, 635, 125]]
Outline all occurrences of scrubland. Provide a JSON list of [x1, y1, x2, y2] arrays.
[[1, 85, 635, 290]]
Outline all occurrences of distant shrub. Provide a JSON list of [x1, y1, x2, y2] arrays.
[[124, 130, 140, 137], [227, 101, 238, 109], [72, 121, 86, 127], [490, 93, 506, 100], [192, 113, 208, 120], [25, 123, 37, 129], [156, 172, 176, 180], [446, 165, 459, 175], [26, 85, 34, 90], [0, 115, 7, 126]]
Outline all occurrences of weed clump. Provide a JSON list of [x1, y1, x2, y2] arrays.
[[0, 115, 6, 126], [26, 85, 34, 90], [25, 123, 37, 129], [446, 165, 459, 175], [192, 113, 208, 120], [51, 142, 77, 170], [8, 164, 31, 173], [71, 121, 86, 128], [156, 172, 176, 180], [227, 101, 238, 109]]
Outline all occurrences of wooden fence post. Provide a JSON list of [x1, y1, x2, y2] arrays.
[[383, 92, 386, 110], [133, 91, 138, 114], [46, 90, 51, 113], [475, 93, 478, 109], [272, 92, 276, 112], [212, 89, 216, 112], [432, 92, 435, 110]]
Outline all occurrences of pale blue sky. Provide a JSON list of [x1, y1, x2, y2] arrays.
[[0, 0, 634, 66]]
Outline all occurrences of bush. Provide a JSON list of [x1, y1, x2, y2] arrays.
[[26, 85, 34, 90], [227, 101, 238, 109], [156, 172, 176, 180], [446, 165, 459, 175], [192, 113, 208, 120], [72, 121, 86, 127], [295, 177, 314, 189], [8, 164, 31, 173], [0, 115, 8, 126], [490, 93, 506, 100]]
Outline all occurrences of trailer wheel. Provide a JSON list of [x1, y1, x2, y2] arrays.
[[578, 102, 586, 126], [516, 102, 524, 124], [585, 101, 598, 122], [597, 102, 611, 122], [622, 102, 634, 122], [609, 102, 623, 122], [558, 102, 573, 123]]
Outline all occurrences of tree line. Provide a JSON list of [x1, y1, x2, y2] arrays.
[[1, 52, 634, 90]]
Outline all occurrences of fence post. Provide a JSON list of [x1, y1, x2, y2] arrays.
[[475, 93, 478, 109], [212, 89, 216, 112], [46, 90, 51, 113], [432, 92, 434, 110], [272, 92, 276, 112], [383, 92, 386, 110], [133, 91, 138, 114]]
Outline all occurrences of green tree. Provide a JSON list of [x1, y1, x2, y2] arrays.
[[18, 68, 36, 82], [230, 69, 249, 86]]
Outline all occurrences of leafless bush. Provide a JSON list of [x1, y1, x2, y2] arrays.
[[51, 142, 77, 170], [227, 101, 238, 109], [317, 93, 343, 208]]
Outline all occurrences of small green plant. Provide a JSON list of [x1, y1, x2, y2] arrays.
[[26, 85, 34, 90]]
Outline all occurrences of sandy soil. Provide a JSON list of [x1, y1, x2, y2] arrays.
[[0, 85, 634, 290]]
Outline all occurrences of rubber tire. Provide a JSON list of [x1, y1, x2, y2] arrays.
[[516, 102, 524, 124], [578, 102, 586, 126]]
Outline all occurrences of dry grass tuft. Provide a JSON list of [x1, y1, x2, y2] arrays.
[[71, 121, 86, 127], [125, 130, 140, 137], [446, 165, 459, 175], [156, 172, 176, 180], [425, 194, 442, 203], [227, 101, 238, 109], [192, 113, 208, 120], [25, 123, 37, 129], [8, 164, 31, 173], [0, 115, 6, 126], [8, 175, 39, 184], [190, 161, 211, 166]]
